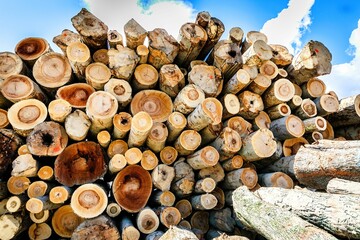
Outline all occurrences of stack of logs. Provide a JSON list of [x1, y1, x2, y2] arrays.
[[0, 7, 359, 240]]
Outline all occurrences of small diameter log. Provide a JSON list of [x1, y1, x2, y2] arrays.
[[120, 216, 140, 240], [0, 52, 29, 80], [242, 31, 268, 53], [191, 211, 209, 234], [229, 27, 244, 45], [141, 150, 159, 171], [173, 84, 205, 114], [166, 112, 187, 142], [210, 127, 242, 161], [320, 120, 334, 140], [124, 18, 147, 50], [104, 78, 132, 109], [269, 44, 293, 66], [188, 65, 223, 97], [263, 78, 295, 109], [147, 28, 179, 69], [267, 103, 291, 120], [194, 177, 216, 193], [174, 130, 201, 156], [107, 139, 128, 159], [27, 181, 50, 198], [293, 83, 303, 97], [195, 11, 210, 28], [314, 94, 339, 116], [17, 144, 30, 156], [65, 109, 91, 141], [159, 146, 178, 165], [112, 112, 132, 139], [242, 40, 272, 66], [222, 168, 258, 190], [53, 29, 80, 55], [221, 94, 240, 119], [137, 45, 149, 64], [97, 130, 111, 148], [28, 223, 52, 240], [133, 63, 159, 91], [302, 116, 327, 134], [7, 99, 47, 137], [209, 208, 235, 233], [1, 74, 47, 103], [173, 158, 194, 181], [238, 91, 264, 120], [125, 147, 142, 165], [326, 94, 360, 128], [175, 199, 192, 219], [26, 196, 62, 214], [11, 154, 38, 177], [108, 45, 140, 80], [72, 215, 120, 240], [282, 137, 308, 156], [157, 207, 182, 228], [225, 116, 252, 138], [326, 178, 360, 195], [178, 220, 191, 230], [211, 187, 225, 210], [70, 183, 107, 219], [106, 202, 122, 218], [26, 121, 68, 156], [233, 186, 338, 240], [152, 164, 175, 191], [29, 210, 50, 224], [198, 16, 225, 60], [159, 64, 185, 97], [243, 64, 258, 80], [187, 97, 223, 131], [54, 141, 107, 187], [7, 176, 30, 195], [222, 155, 244, 171], [287, 95, 302, 110], [56, 83, 95, 109], [86, 91, 118, 134], [270, 115, 305, 141], [15, 37, 51, 66], [49, 186, 72, 204], [258, 172, 294, 189], [52, 205, 84, 238], [128, 111, 153, 147], [259, 60, 279, 80], [191, 194, 218, 210], [200, 123, 223, 146], [113, 165, 152, 213], [146, 122, 168, 153], [71, 8, 108, 49], [199, 163, 225, 183], [294, 98, 317, 119], [107, 30, 123, 48], [0, 109, 9, 128], [37, 166, 54, 181], [187, 146, 219, 170], [301, 77, 326, 98], [66, 41, 91, 80], [6, 195, 27, 213], [131, 90, 173, 122], [175, 23, 207, 67], [252, 111, 271, 131], [48, 99, 72, 123], [93, 49, 109, 65], [294, 140, 360, 189], [137, 207, 159, 234], [85, 62, 111, 90], [305, 131, 324, 143], [247, 73, 271, 95], [222, 69, 251, 95], [287, 40, 332, 85], [171, 178, 195, 198], [152, 190, 176, 207]]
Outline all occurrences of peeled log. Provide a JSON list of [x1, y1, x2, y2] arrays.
[[294, 140, 360, 189], [233, 186, 337, 240], [255, 187, 360, 239], [159, 64, 185, 98]]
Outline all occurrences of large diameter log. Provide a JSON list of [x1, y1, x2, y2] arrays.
[[0, 214, 31, 240], [326, 178, 360, 195], [48, 99, 72, 123], [242, 40, 272, 66], [287, 40, 332, 84], [313, 94, 339, 116], [228, 27, 244, 45], [0, 52, 29, 80], [210, 127, 242, 161], [270, 115, 305, 140], [222, 69, 251, 95], [7, 176, 30, 195], [15, 37, 51, 66], [128, 111, 153, 147], [233, 186, 338, 240], [104, 78, 132, 109], [0, 129, 23, 175], [238, 91, 264, 120], [269, 44, 293, 66], [263, 78, 295, 109], [64, 110, 91, 141], [124, 18, 147, 50], [222, 168, 258, 190], [239, 128, 277, 161], [294, 140, 360, 189], [147, 28, 179, 69], [159, 64, 185, 97], [173, 84, 205, 114], [54, 141, 107, 187], [256, 187, 360, 239], [112, 165, 152, 213], [108, 45, 140, 80], [133, 64, 158, 91], [7, 99, 47, 137], [52, 29, 81, 55], [188, 65, 223, 97], [56, 83, 95, 109], [71, 8, 108, 49], [52, 205, 84, 238], [66, 41, 91, 80], [326, 94, 360, 127]]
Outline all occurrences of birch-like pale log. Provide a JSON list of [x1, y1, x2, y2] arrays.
[[222, 168, 258, 190], [174, 130, 201, 156], [107, 30, 123, 48], [294, 98, 317, 119], [266, 103, 291, 120], [104, 78, 132, 109], [173, 84, 205, 114], [48, 99, 72, 123], [128, 111, 153, 148], [124, 18, 147, 50], [66, 41, 91, 81], [210, 127, 242, 161], [238, 90, 264, 120], [0, 52, 30, 79], [53, 29, 80, 55], [246, 73, 271, 95], [188, 64, 223, 97], [93, 49, 109, 65], [52, 205, 84, 238], [112, 112, 132, 139], [270, 115, 305, 140], [241, 31, 268, 53], [166, 112, 187, 142], [146, 122, 168, 153], [259, 60, 278, 79], [64, 109, 91, 141], [301, 77, 326, 98], [187, 146, 219, 170], [326, 94, 360, 127], [242, 40, 272, 66], [313, 94, 339, 116], [326, 178, 360, 195], [263, 78, 295, 109], [159, 64, 185, 97], [136, 45, 149, 64], [222, 69, 251, 95], [133, 63, 159, 91], [85, 62, 111, 90], [108, 45, 140, 80]]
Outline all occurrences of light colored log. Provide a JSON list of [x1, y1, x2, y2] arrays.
[[97, 130, 111, 148], [173, 158, 195, 181], [301, 77, 326, 98], [124, 18, 147, 50], [222, 155, 244, 171], [108, 154, 127, 174], [303, 116, 327, 133], [0, 214, 31, 240], [210, 127, 242, 161], [137, 207, 159, 234], [188, 64, 223, 97], [243, 64, 258, 79], [48, 99, 72, 123], [141, 150, 159, 171], [242, 40, 272, 66], [171, 178, 195, 198], [294, 98, 317, 119], [125, 147, 143, 165], [106, 201, 122, 218], [7, 176, 30, 195], [128, 111, 153, 147], [195, 11, 210, 28], [283, 137, 308, 156], [159, 64, 185, 97], [112, 112, 132, 139], [104, 78, 132, 109], [27, 181, 50, 198], [49, 186, 72, 204], [228, 27, 244, 45], [26, 196, 62, 214], [326, 178, 360, 195], [159, 146, 178, 165], [107, 30, 123, 48], [263, 78, 295, 109], [152, 164, 175, 191], [52, 205, 84, 238], [6, 195, 27, 213], [293, 83, 302, 96], [198, 163, 225, 183], [0, 52, 29, 79], [15, 37, 51, 66], [66, 41, 91, 80], [238, 90, 264, 120], [225, 116, 252, 138], [173, 84, 205, 114], [159, 226, 197, 240], [198, 16, 225, 60], [191, 193, 218, 210], [29, 210, 50, 224], [17, 144, 29, 156], [313, 94, 339, 116], [200, 122, 223, 146], [0, 109, 9, 128], [270, 115, 305, 140], [269, 44, 293, 66], [64, 109, 91, 141], [108, 45, 139, 80], [156, 206, 182, 228], [53, 29, 81, 55], [242, 31, 268, 53], [133, 63, 159, 91], [187, 146, 219, 169], [93, 49, 109, 65], [287, 95, 302, 110], [56, 83, 95, 109], [188, 60, 208, 71], [194, 177, 216, 193], [258, 172, 294, 189], [246, 73, 271, 95], [152, 190, 176, 207], [222, 168, 258, 190], [266, 103, 291, 120], [259, 60, 278, 79], [277, 68, 288, 78], [137, 45, 149, 64], [320, 120, 334, 140], [107, 139, 128, 158], [221, 93, 240, 119], [37, 166, 54, 181], [305, 131, 324, 143], [11, 154, 38, 177], [166, 112, 186, 142], [222, 69, 251, 95], [174, 130, 201, 156], [85, 62, 111, 90], [326, 94, 360, 127]]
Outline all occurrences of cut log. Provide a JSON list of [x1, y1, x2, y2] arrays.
[[124, 18, 147, 50], [171, 178, 195, 198], [242, 31, 268, 53], [113, 165, 152, 213], [49, 186, 72, 204], [259, 60, 278, 80], [269, 44, 293, 66], [137, 207, 159, 234], [26, 196, 62, 214], [136, 45, 149, 64], [277, 68, 288, 78], [152, 190, 176, 206], [17, 144, 30, 156], [147, 28, 179, 69], [112, 112, 132, 139], [199, 163, 225, 183], [282, 137, 308, 156], [29, 210, 50, 224], [258, 172, 294, 189], [173, 158, 195, 181], [266, 103, 291, 120], [294, 140, 360, 189], [159, 64, 185, 97], [287, 95, 302, 110], [86, 91, 118, 134], [26, 121, 68, 156], [326, 94, 360, 127], [7, 176, 30, 195], [255, 187, 360, 239], [239, 128, 277, 161], [191, 193, 218, 210], [141, 150, 159, 171], [209, 208, 235, 233], [119, 216, 139, 240], [287, 40, 332, 85], [125, 147, 143, 165], [200, 122, 223, 146], [313, 94, 339, 116], [238, 91, 264, 120], [211, 186, 225, 210], [222, 155, 244, 171], [7, 99, 47, 137], [326, 178, 360, 195], [188, 64, 223, 97], [210, 127, 242, 161], [133, 63, 159, 91], [0, 52, 29, 79], [270, 115, 305, 140], [222, 168, 258, 189], [106, 201, 122, 218], [224, 116, 252, 138], [146, 122, 168, 152], [66, 41, 91, 80], [242, 40, 272, 66], [228, 27, 244, 45], [131, 90, 173, 122], [56, 83, 95, 109], [173, 84, 205, 114], [11, 154, 38, 177], [221, 93, 240, 119], [155, 206, 182, 228], [128, 111, 153, 147], [65, 109, 91, 141], [6, 195, 27, 213], [27, 181, 50, 198], [48, 99, 72, 123], [159, 146, 178, 165], [178, 220, 191, 229], [175, 199, 192, 219], [175, 23, 207, 67], [294, 98, 317, 119], [53, 29, 80, 55], [233, 186, 338, 240], [108, 154, 127, 174], [0, 109, 9, 128], [187, 146, 219, 169], [243, 64, 258, 79], [293, 83, 302, 96], [104, 78, 132, 109], [198, 16, 225, 60], [54, 141, 107, 187], [247, 73, 271, 95], [159, 226, 197, 240], [71, 8, 108, 49], [191, 211, 209, 234], [195, 11, 210, 28], [37, 166, 54, 181], [174, 130, 201, 156], [301, 77, 326, 98], [107, 30, 123, 48], [305, 131, 324, 143], [320, 120, 334, 140], [93, 49, 109, 65], [263, 78, 295, 109], [28, 222, 52, 240], [189, 59, 208, 71], [194, 177, 216, 193], [222, 69, 251, 95], [146, 231, 164, 240], [52, 205, 84, 238], [97, 130, 111, 148], [108, 45, 140, 80], [85, 62, 111, 90], [15, 37, 51, 66], [107, 139, 128, 158], [151, 164, 175, 191], [72, 215, 120, 240], [166, 112, 187, 142]]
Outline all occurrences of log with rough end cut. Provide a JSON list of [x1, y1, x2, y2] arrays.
[[242, 40, 272, 66], [128, 111, 153, 147], [27, 181, 50, 198], [112, 112, 132, 139], [326, 178, 360, 195], [247, 73, 271, 95], [166, 112, 187, 142], [159, 64, 185, 97], [287, 95, 302, 110], [269, 44, 293, 66], [56, 83, 95, 109], [66, 41, 91, 81], [200, 122, 223, 146], [238, 91, 264, 120], [266, 103, 291, 120], [108, 45, 140, 80], [124, 18, 147, 50], [125, 147, 143, 165], [195, 11, 210, 28], [187, 146, 219, 170], [136, 45, 149, 64], [104, 78, 132, 109], [270, 115, 305, 140], [313, 94, 339, 116], [107, 30, 123, 48], [258, 172, 294, 189], [65, 110, 91, 141], [222, 168, 258, 190], [133, 64, 159, 91], [210, 127, 242, 161], [121, 216, 140, 240], [263, 78, 295, 109], [242, 31, 268, 53], [159, 226, 197, 240], [173, 158, 195, 181], [48, 99, 72, 123], [49, 186, 72, 204], [173, 84, 205, 114], [151, 164, 175, 191], [159, 146, 178, 165], [156, 206, 182, 228], [85, 62, 111, 90], [222, 69, 251, 95], [301, 77, 326, 98], [194, 177, 216, 193], [137, 207, 159, 234], [0, 52, 29, 79], [221, 94, 240, 119], [326, 94, 360, 127], [93, 49, 109, 65], [52, 205, 84, 238], [152, 190, 176, 207], [282, 137, 308, 156], [6, 195, 27, 213], [188, 64, 223, 97], [198, 16, 225, 60], [146, 122, 168, 153], [28, 223, 52, 240], [15, 37, 51, 66], [228, 27, 244, 45], [7, 176, 30, 195], [251, 111, 271, 131], [171, 178, 195, 198]]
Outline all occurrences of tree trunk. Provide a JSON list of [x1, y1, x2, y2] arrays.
[[258, 172, 294, 189], [238, 91, 264, 120], [199, 163, 225, 183], [209, 208, 235, 233], [137, 207, 159, 234], [49, 186, 72, 204], [64, 109, 91, 141], [52, 29, 80, 55], [200, 122, 223, 146], [301, 77, 326, 98], [128, 111, 153, 147], [7, 176, 30, 195], [187, 146, 219, 169], [269, 44, 293, 67], [37, 166, 54, 181], [0, 129, 23, 175], [104, 78, 132, 109], [56, 83, 95, 109], [120, 215, 140, 240], [124, 147, 143, 165], [159, 64, 185, 97], [152, 190, 176, 206], [26, 196, 62, 214], [0, 214, 31, 240], [124, 18, 147, 50], [106, 201, 122, 218], [107, 139, 128, 159], [287, 95, 302, 110], [210, 127, 242, 161], [52, 205, 84, 238], [0, 109, 9, 128], [6, 195, 27, 213], [108, 45, 139, 80], [270, 115, 305, 140], [259, 60, 279, 80], [107, 30, 123, 48], [241, 31, 268, 53], [326, 178, 360, 195], [136, 45, 149, 64], [313, 94, 339, 116], [0, 52, 30, 80], [133, 64, 159, 91], [48, 99, 72, 123], [228, 27, 244, 46], [141, 150, 159, 171], [151, 164, 175, 191], [247, 73, 271, 95], [28, 222, 52, 240], [175, 199, 193, 219], [266, 103, 291, 120], [188, 65, 223, 97], [222, 69, 251, 95], [146, 122, 168, 153], [166, 112, 187, 142], [66, 41, 91, 81], [27, 181, 51, 198], [15, 37, 51, 66], [85, 62, 111, 90], [222, 168, 258, 190], [174, 130, 201, 156], [222, 155, 244, 171], [191, 193, 218, 210], [97, 130, 111, 148], [326, 94, 360, 127], [302, 116, 327, 133], [112, 112, 132, 139], [242, 40, 272, 66], [173, 84, 205, 114], [263, 78, 295, 109], [29, 210, 50, 223], [194, 177, 216, 193]]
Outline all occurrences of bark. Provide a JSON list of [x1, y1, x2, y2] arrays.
[[107, 30, 123, 48], [146, 122, 168, 153], [282, 137, 308, 156], [247, 73, 271, 95], [263, 78, 295, 109], [222, 69, 251, 95], [209, 208, 235, 233], [0, 129, 23, 175], [173, 84, 205, 114], [301, 77, 326, 98], [241, 31, 268, 53], [191, 193, 218, 210], [313, 94, 339, 116], [120, 216, 140, 240], [124, 18, 147, 50], [258, 172, 294, 189], [199, 163, 225, 183], [303, 116, 327, 133], [200, 122, 223, 146], [128, 111, 153, 148], [108, 45, 139, 80], [166, 112, 187, 142], [136, 45, 149, 64], [93, 49, 109, 65], [326, 178, 360, 195], [228, 27, 244, 46], [159, 64, 185, 97], [112, 112, 132, 139], [326, 94, 360, 127]]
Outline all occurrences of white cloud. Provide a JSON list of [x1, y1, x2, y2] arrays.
[[260, 0, 315, 54], [321, 19, 360, 99], [83, 0, 195, 44]]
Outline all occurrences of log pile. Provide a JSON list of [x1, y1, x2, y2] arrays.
[[0, 7, 359, 240]]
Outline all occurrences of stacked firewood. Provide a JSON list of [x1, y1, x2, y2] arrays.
[[0, 8, 359, 240]]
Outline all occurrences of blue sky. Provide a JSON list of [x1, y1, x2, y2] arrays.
[[0, 0, 359, 98]]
